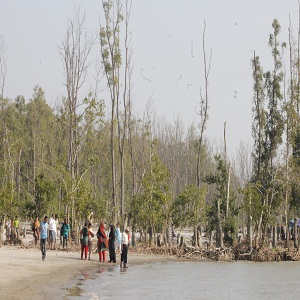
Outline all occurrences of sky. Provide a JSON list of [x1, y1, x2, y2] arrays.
[[0, 0, 299, 157]]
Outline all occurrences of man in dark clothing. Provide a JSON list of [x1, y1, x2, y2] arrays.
[[108, 224, 116, 263]]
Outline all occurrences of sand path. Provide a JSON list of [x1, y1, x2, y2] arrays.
[[0, 245, 173, 299]]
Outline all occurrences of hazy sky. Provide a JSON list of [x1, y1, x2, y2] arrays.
[[0, 1, 299, 157]]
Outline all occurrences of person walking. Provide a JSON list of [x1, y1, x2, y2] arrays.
[[108, 224, 116, 263], [80, 222, 89, 260], [60, 217, 70, 249], [40, 216, 49, 261], [97, 222, 108, 262], [120, 227, 130, 268]]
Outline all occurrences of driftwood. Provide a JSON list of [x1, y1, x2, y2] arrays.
[[236, 247, 300, 262], [129, 243, 300, 262]]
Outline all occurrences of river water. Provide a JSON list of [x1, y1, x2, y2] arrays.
[[64, 260, 300, 300]]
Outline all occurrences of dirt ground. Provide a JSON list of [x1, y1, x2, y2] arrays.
[[0, 245, 174, 300]]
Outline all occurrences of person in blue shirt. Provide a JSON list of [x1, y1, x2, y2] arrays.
[[115, 223, 121, 253], [40, 216, 49, 261]]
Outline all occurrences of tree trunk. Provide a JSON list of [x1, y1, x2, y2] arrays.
[[179, 236, 187, 249], [193, 226, 198, 247], [216, 198, 224, 248], [248, 219, 253, 252], [209, 230, 214, 247], [226, 163, 231, 218], [196, 20, 210, 188], [293, 218, 298, 249], [177, 233, 180, 247], [198, 228, 202, 248], [272, 225, 277, 248], [0, 215, 6, 243], [131, 224, 136, 247]]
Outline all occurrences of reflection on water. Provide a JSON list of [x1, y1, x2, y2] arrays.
[[64, 261, 300, 300]]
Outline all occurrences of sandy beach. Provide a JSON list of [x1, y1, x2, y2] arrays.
[[0, 245, 173, 300]]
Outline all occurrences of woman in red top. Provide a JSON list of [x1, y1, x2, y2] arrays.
[[97, 222, 108, 262]]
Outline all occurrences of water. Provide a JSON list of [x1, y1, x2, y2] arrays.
[[64, 260, 300, 300]]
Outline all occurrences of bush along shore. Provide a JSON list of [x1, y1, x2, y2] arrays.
[[129, 236, 300, 262], [3, 226, 300, 263]]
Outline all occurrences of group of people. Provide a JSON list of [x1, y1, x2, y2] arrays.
[[36, 215, 130, 268], [33, 214, 68, 248], [34, 214, 70, 261], [80, 221, 130, 268]]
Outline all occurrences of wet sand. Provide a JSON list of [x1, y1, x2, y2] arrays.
[[0, 245, 174, 300]]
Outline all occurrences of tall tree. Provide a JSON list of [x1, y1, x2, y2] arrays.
[[0, 35, 8, 187], [196, 20, 211, 188], [250, 19, 285, 246], [100, 0, 132, 222], [116, 0, 132, 218], [59, 8, 95, 227]]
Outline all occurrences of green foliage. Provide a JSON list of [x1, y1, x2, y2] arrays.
[[0, 183, 16, 215], [75, 180, 97, 220], [100, 0, 123, 85], [35, 174, 56, 217], [223, 216, 237, 245], [171, 184, 206, 229], [204, 155, 229, 212], [130, 153, 171, 233], [290, 181, 300, 215], [22, 198, 36, 219], [241, 182, 263, 226], [249, 19, 286, 242], [203, 155, 237, 245], [2, 7, 299, 253]]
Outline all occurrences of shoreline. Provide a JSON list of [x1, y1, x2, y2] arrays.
[[0, 245, 176, 300], [2, 241, 295, 299]]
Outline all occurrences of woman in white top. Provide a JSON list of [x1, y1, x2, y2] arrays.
[[120, 227, 130, 268]]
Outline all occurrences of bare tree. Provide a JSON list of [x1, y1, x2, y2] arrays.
[[195, 21, 211, 247], [59, 8, 95, 227], [0, 35, 7, 180], [117, 0, 132, 218], [0, 35, 7, 102], [100, 0, 132, 223], [0, 36, 7, 240], [196, 20, 211, 187]]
